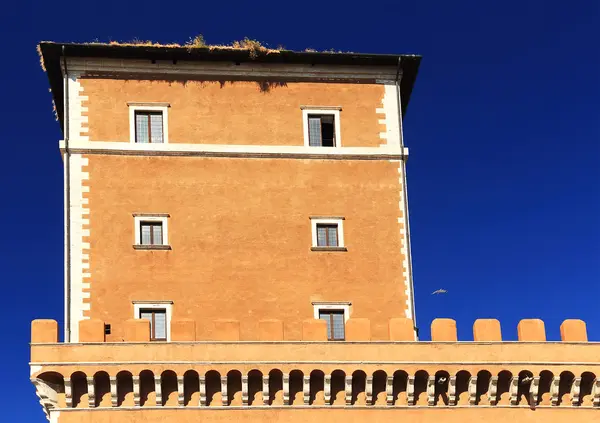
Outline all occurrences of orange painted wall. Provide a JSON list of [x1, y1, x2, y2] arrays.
[[55, 408, 600, 423], [85, 155, 406, 341], [80, 78, 386, 147]]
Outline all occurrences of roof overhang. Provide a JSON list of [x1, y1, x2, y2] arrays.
[[38, 42, 421, 133]]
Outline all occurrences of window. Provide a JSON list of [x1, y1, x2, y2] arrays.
[[316, 224, 338, 247], [128, 103, 170, 144], [312, 302, 351, 341], [133, 213, 170, 249], [133, 301, 173, 341], [301, 107, 342, 147], [135, 111, 164, 143], [319, 310, 345, 341], [310, 217, 346, 251], [308, 114, 336, 147], [140, 221, 163, 245], [139, 308, 167, 341]]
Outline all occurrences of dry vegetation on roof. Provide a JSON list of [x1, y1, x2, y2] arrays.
[[37, 35, 354, 118], [37, 34, 354, 72]]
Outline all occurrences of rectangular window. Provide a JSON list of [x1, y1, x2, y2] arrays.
[[316, 224, 338, 247], [319, 310, 345, 341], [135, 111, 164, 143], [308, 114, 336, 147], [139, 309, 167, 341], [140, 221, 163, 245]]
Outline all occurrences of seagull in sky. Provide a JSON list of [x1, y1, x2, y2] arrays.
[[431, 289, 447, 295]]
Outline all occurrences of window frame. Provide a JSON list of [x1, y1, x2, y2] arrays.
[[133, 213, 170, 249], [140, 308, 167, 341], [301, 107, 342, 147], [312, 301, 351, 341], [128, 103, 170, 144], [139, 221, 163, 246], [133, 301, 173, 342], [315, 223, 339, 247], [310, 216, 346, 251]]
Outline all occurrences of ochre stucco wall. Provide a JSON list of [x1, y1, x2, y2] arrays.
[[55, 408, 600, 423], [80, 79, 386, 147], [84, 155, 406, 341]]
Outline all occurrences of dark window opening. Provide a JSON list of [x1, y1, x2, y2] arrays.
[[140, 222, 163, 245], [308, 114, 336, 147], [139, 309, 167, 341], [319, 310, 345, 341], [316, 224, 338, 247]]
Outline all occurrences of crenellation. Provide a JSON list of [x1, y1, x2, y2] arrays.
[[30, 317, 596, 343]]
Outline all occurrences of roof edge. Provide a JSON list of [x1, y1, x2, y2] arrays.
[[38, 42, 421, 132]]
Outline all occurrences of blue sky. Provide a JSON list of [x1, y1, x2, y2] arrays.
[[1, 0, 598, 420]]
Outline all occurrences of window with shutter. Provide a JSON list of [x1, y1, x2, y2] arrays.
[[307, 114, 336, 147], [316, 224, 338, 247], [135, 111, 164, 143], [139, 309, 167, 341], [140, 222, 163, 245], [319, 310, 346, 341]]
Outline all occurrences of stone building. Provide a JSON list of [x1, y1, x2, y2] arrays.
[[31, 41, 599, 423]]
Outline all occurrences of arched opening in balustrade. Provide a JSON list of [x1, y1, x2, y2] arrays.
[[580, 372, 596, 406], [475, 370, 491, 405], [455, 370, 471, 405], [414, 370, 428, 406], [517, 370, 534, 406], [94, 371, 111, 407], [248, 370, 263, 406], [558, 371, 575, 407], [116, 370, 134, 407], [331, 370, 346, 405], [537, 370, 553, 405], [161, 370, 178, 406], [310, 370, 325, 405], [392, 370, 408, 406], [434, 370, 450, 406], [269, 369, 283, 405], [71, 371, 88, 408], [496, 370, 512, 405], [373, 370, 387, 405], [351, 370, 366, 405], [227, 370, 243, 406], [139, 370, 155, 407], [289, 370, 303, 405], [205, 370, 221, 406], [36, 372, 66, 409], [183, 370, 199, 406]]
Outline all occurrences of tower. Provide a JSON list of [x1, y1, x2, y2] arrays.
[[31, 41, 598, 423]]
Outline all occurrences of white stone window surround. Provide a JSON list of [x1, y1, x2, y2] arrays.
[[133, 213, 170, 247], [301, 106, 342, 147], [310, 216, 345, 248], [132, 301, 173, 342], [312, 301, 352, 322], [128, 102, 170, 144]]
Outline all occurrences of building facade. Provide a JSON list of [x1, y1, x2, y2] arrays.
[[31, 42, 599, 423]]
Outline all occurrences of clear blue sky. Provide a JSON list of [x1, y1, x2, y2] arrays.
[[2, 1, 598, 420]]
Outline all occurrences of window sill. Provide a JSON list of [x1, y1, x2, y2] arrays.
[[311, 246, 347, 252], [133, 244, 172, 251]]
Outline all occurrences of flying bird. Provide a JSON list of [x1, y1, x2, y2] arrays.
[[437, 377, 448, 385], [431, 289, 447, 295], [520, 376, 534, 385]]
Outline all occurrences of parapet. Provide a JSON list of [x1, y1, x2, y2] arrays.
[[30, 316, 599, 417], [31, 317, 593, 343]]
